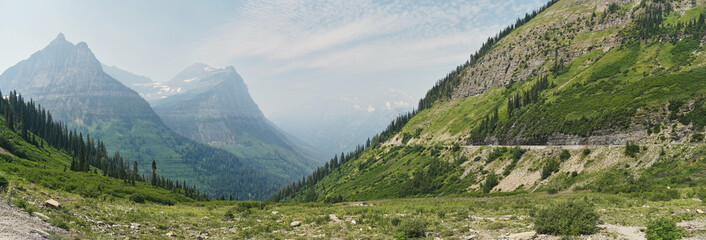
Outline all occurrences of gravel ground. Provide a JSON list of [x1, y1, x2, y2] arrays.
[[0, 197, 66, 240]]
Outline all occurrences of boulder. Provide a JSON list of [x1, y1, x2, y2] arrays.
[[165, 231, 177, 237], [460, 235, 477, 240], [34, 212, 50, 221], [509, 231, 537, 240], [696, 209, 704, 214], [290, 221, 301, 227], [42, 199, 60, 209]]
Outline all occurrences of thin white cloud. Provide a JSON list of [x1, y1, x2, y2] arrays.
[[193, 0, 545, 78]]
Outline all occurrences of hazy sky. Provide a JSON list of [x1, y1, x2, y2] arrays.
[[0, 0, 546, 116]]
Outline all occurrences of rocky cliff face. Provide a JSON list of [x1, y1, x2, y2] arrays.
[[452, 0, 632, 100], [0, 34, 158, 123]]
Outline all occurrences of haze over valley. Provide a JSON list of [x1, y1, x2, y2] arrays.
[[1, 0, 706, 239]]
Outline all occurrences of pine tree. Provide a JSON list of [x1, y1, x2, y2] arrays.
[[151, 160, 157, 186], [132, 160, 139, 186]]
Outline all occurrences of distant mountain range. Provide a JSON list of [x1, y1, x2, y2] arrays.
[[0, 34, 313, 198]]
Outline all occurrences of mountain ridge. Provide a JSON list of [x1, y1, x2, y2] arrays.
[[0, 34, 283, 198]]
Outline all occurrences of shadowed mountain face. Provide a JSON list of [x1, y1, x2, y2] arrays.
[[151, 64, 324, 180], [153, 64, 269, 144], [0, 34, 283, 198]]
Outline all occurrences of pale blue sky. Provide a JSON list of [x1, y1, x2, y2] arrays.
[[0, 0, 546, 116]]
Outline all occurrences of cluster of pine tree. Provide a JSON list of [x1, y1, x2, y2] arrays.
[[418, 0, 559, 111], [506, 75, 551, 116], [471, 75, 552, 140], [0, 89, 208, 201], [631, 0, 706, 40], [148, 160, 209, 201]]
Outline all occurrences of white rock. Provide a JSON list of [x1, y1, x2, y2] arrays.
[[271, 211, 279, 215], [351, 220, 357, 224], [290, 221, 301, 227], [460, 235, 477, 240], [42, 199, 60, 209], [130, 223, 141, 229], [697, 209, 704, 214], [34, 212, 49, 221], [165, 231, 177, 237], [509, 231, 537, 240]]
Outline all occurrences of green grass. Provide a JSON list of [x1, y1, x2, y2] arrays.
[[0, 120, 193, 206]]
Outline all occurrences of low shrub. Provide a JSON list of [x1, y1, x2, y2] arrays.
[[641, 190, 680, 202], [396, 218, 427, 239], [129, 193, 145, 204], [482, 173, 500, 193], [225, 209, 235, 220], [541, 159, 560, 180], [625, 141, 640, 157], [50, 216, 69, 230], [534, 200, 600, 236], [487, 147, 508, 163], [582, 148, 591, 156], [645, 217, 685, 240], [0, 174, 8, 191], [559, 150, 571, 161], [324, 195, 344, 204]]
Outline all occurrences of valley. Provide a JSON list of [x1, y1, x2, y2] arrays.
[[0, 0, 706, 239]]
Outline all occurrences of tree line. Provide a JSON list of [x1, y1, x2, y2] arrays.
[[0, 89, 208, 201]]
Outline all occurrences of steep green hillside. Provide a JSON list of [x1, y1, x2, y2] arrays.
[[274, 0, 706, 202]]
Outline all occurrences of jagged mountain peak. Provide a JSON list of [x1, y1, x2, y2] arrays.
[[28, 33, 102, 73], [170, 63, 239, 84], [0, 34, 154, 122], [154, 62, 262, 119], [51, 33, 67, 44]]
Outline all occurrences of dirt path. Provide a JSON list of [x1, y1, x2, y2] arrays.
[[0, 197, 66, 240]]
